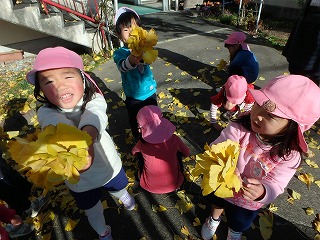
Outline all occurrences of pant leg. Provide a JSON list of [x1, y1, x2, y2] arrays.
[[125, 94, 158, 139]]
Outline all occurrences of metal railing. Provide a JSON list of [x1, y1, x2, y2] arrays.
[[13, 0, 115, 51]]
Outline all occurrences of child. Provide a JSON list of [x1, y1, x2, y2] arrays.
[[132, 105, 190, 194], [224, 31, 259, 84], [210, 75, 254, 131], [201, 75, 320, 240], [113, 7, 158, 140], [0, 204, 34, 239], [26, 46, 135, 240]]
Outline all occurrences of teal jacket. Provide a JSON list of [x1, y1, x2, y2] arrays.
[[113, 47, 157, 100]]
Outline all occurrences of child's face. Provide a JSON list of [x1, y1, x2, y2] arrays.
[[223, 100, 237, 111], [119, 18, 138, 43], [250, 103, 289, 137], [225, 44, 239, 56], [38, 68, 84, 109]]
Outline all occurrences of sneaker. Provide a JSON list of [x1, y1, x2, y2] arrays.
[[120, 191, 136, 211], [6, 223, 34, 238], [227, 228, 242, 240], [99, 225, 113, 240], [201, 216, 221, 240], [24, 193, 51, 218]]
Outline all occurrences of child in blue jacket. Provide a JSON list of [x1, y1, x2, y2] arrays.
[[113, 7, 158, 140]]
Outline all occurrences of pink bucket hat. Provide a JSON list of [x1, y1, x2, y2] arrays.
[[137, 105, 176, 144], [249, 75, 320, 152], [26, 46, 102, 94], [224, 75, 248, 104], [114, 7, 139, 26], [224, 32, 250, 51]]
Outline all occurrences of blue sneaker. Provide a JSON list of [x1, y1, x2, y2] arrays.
[[6, 223, 34, 238], [24, 193, 50, 218]]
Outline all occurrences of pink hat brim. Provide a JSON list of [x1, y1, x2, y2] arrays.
[[141, 118, 176, 144], [26, 47, 102, 94]]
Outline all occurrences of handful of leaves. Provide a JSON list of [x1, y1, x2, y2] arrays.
[[191, 139, 241, 198], [127, 26, 158, 64], [7, 124, 91, 193]]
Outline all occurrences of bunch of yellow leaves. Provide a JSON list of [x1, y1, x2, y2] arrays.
[[127, 26, 158, 64], [7, 124, 91, 193], [191, 139, 241, 198]]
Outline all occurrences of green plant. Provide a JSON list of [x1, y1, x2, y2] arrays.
[[218, 12, 237, 25]]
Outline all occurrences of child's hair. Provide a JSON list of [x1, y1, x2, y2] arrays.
[[237, 75, 320, 158], [26, 46, 102, 109], [234, 114, 300, 160], [114, 7, 141, 36]]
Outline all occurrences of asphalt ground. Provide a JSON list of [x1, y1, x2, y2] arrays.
[[3, 10, 320, 240], [76, 10, 320, 240]]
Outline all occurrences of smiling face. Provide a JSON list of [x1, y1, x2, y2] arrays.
[[250, 103, 289, 138], [38, 68, 84, 109]]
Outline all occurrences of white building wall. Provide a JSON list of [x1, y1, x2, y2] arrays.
[[0, 20, 48, 45]]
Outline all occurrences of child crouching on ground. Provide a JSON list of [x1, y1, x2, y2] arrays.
[[210, 75, 254, 131], [132, 105, 190, 194]]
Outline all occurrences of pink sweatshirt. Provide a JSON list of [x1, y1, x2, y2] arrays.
[[132, 134, 190, 194], [212, 122, 301, 210]]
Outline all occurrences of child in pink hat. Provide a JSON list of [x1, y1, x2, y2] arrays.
[[201, 74, 320, 240], [26, 46, 136, 240], [132, 105, 190, 194], [210, 75, 255, 131], [223, 31, 259, 84]]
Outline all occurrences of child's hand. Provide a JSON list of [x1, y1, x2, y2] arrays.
[[79, 144, 94, 173], [11, 215, 22, 226], [211, 122, 223, 131], [241, 177, 265, 201], [79, 126, 98, 172], [129, 54, 142, 66]]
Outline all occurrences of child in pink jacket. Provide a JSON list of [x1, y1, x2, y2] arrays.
[[132, 105, 190, 194], [201, 75, 320, 240]]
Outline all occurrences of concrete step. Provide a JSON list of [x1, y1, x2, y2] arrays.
[[0, 0, 103, 50]]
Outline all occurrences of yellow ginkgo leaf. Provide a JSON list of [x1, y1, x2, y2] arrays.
[[158, 205, 167, 212], [305, 159, 319, 168], [298, 173, 314, 189], [216, 59, 228, 71], [193, 217, 201, 226], [291, 189, 301, 200], [175, 199, 193, 214], [127, 26, 158, 64], [305, 207, 314, 215], [192, 140, 240, 198], [181, 225, 190, 236], [7, 124, 90, 192], [258, 210, 273, 240], [64, 218, 79, 231]]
